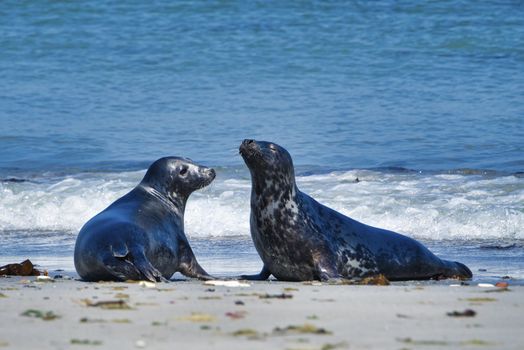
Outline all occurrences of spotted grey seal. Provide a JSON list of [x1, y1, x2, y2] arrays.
[[74, 157, 215, 282], [239, 139, 472, 281]]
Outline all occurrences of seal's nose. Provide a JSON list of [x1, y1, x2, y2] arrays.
[[242, 139, 254, 147], [240, 139, 257, 156], [202, 167, 216, 182]]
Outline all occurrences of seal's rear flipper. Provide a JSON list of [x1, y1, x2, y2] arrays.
[[105, 244, 167, 282], [239, 265, 271, 280], [439, 260, 473, 280], [451, 261, 473, 279]]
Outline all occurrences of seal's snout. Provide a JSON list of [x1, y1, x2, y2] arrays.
[[239, 139, 257, 156], [206, 168, 216, 180]]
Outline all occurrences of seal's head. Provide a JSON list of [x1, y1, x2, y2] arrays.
[[142, 157, 215, 199], [239, 139, 296, 193]]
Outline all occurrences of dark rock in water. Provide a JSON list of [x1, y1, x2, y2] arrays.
[[0, 259, 41, 276], [480, 243, 517, 250], [1, 177, 29, 183]]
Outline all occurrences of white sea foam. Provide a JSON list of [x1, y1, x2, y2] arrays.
[[0, 170, 523, 241]]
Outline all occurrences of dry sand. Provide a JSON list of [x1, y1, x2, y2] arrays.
[[0, 275, 523, 350]]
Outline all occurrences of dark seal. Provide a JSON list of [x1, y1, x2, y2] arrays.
[[239, 139, 472, 281], [74, 157, 215, 282]]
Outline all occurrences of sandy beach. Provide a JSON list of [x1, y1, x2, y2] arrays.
[[1, 275, 522, 350]]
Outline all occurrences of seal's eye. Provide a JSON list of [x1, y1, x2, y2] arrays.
[[179, 167, 188, 176]]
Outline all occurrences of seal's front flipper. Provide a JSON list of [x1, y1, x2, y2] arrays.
[[240, 265, 271, 280], [178, 243, 214, 280], [179, 258, 214, 280], [314, 259, 340, 282]]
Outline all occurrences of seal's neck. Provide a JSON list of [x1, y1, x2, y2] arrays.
[[139, 183, 187, 215], [250, 174, 298, 207]]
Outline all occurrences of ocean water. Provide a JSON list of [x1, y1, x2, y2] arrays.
[[1, 1, 523, 282]]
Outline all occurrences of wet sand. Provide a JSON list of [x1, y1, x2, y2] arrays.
[[0, 276, 522, 350]]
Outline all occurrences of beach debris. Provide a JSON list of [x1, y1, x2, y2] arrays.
[[205, 288, 215, 292], [225, 311, 247, 319], [80, 317, 104, 323], [135, 302, 159, 307], [234, 300, 245, 305], [284, 287, 299, 292], [446, 309, 476, 317], [111, 286, 128, 291], [114, 293, 130, 299], [112, 318, 132, 323], [54, 274, 73, 280], [70, 339, 103, 346], [81, 299, 132, 310], [179, 313, 216, 323], [396, 313, 411, 319], [79, 317, 131, 324], [397, 338, 449, 346], [495, 282, 509, 288], [303, 281, 323, 286], [484, 286, 511, 293], [152, 321, 168, 326], [200, 325, 212, 330], [358, 274, 389, 285], [135, 340, 147, 348], [259, 293, 293, 299], [0, 259, 41, 276], [465, 297, 497, 303], [0, 293, 6, 298], [478, 283, 495, 288], [138, 281, 156, 289], [312, 298, 335, 302], [21, 309, 60, 321], [204, 280, 250, 288], [460, 339, 494, 346], [273, 324, 332, 335], [232, 328, 260, 338], [478, 269, 487, 272], [36, 275, 54, 282], [307, 315, 319, 320], [198, 296, 222, 300], [319, 342, 349, 350]]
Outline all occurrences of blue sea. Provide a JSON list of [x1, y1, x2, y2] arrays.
[[1, 1, 523, 283]]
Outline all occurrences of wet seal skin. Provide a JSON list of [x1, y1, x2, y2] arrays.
[[74, 157, 215, 282], [239, 139, 472, 282]]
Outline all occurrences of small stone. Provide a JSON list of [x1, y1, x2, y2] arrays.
[[135, 340, 146, 348], [36, 276, 54, 282], [447, 309, 476, 317], [138, 281, 156, 288]]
